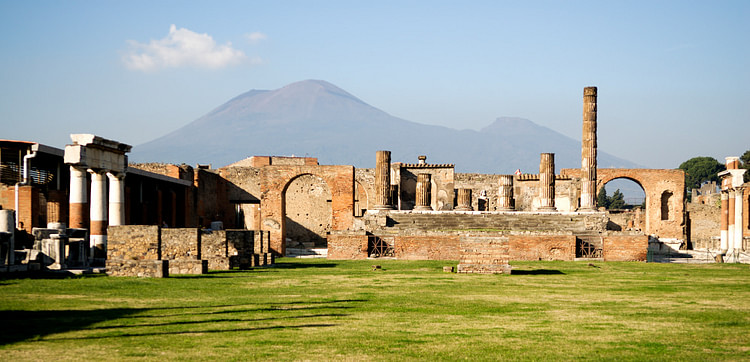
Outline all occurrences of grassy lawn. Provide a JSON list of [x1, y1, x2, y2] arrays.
[[1, 259, 749, 360]]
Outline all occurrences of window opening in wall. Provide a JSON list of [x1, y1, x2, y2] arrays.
[[661, 191, 673, 221]]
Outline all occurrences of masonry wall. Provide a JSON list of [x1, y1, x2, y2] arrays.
[[602, 233, 648, 261], [457, 234, 511, 274], [396, 165, 455, 210], [687, 202, 721, 249], [393, 234, 460, 260], [509, 234, 576, 261], [327, 231, 368, 260], [195, 168, 236, 229], [108, 225, 161, 260], [161, 228, 200, 260]]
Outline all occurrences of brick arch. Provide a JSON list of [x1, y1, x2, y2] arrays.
[[597, 169, 686, 240], [282, 173, 333, 248], [259, 165, 354, 255]]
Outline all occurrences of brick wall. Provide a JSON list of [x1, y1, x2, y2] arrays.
[[457, 234, 511, 274], [201, 229, 228, 270], [107, 259, 168, 277], [327, 231, 368, 259], [603, 234, 648, 261], [509, 234, 576, 261], [393, 234, 460, 260]]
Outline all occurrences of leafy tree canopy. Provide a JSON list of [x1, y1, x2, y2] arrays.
[[678, 156, 725, 190], [741, 150, 750, 183]]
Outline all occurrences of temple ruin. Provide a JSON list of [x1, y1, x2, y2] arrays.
[[2, 86, 748, 276]]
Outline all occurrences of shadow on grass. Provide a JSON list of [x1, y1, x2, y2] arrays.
[[0, 270, 107, 280], [512, 269, 565, 275], [273, 262, 338, 269], [0, 299, 364, 345]]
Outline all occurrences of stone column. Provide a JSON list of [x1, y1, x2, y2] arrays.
[[579, 86, 598, 211], [0, 210, 15, 265], [538, 153, 557, 211], [720, 191, 729, 255], [498, 175, 515, 211], [107, 172, 126, 226], [69, 166, 88, 229], [455, 188, 473, 211], [734, 188, 744, 251], [373, 150, 393, 210], [414, 173, 433, 211], [89, 169, 108, 258], [727, 190, 735, 255]]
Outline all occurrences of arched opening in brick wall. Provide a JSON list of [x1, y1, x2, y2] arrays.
[[599, 177, 646, 232], [282, 173, 332, 249]]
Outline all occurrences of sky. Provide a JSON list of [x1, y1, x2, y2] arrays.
[[0, 0, 748, 169]]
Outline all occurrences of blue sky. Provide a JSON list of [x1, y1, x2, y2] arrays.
[[1, 0, 748, 169]]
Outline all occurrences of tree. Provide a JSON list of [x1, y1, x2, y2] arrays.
[[597, 187, 609, 209], [608, 189, 626, 210], [678, 156, 725, 191], [741, 150, 750, 183]]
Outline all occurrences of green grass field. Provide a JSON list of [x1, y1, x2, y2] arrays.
[[1, 259, 749, 360]]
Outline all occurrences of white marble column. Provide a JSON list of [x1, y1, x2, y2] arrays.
[[107, 172, 125, 226], [89, 169, 108, 258]]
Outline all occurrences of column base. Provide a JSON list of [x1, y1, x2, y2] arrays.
[[537, 207, 558, 212], [414, 206, 433, 211], [372, 205, 395, 210], [454, 206, 473, 211], [497, 207, 515, 212]]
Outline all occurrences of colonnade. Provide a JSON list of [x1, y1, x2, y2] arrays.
[[719, 157, 747, 261]]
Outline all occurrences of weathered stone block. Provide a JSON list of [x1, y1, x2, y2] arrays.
[[106, 259, 168, 278]]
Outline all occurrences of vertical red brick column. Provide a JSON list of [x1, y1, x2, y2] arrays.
[[498, 175, 514, 211], [69, 166, 88, 229], [373, 150, 393, 210], [89, 169, 108, 258], [580, 86, 598, 211], [414, 173, 432, 211], [538, 153, 557, 211]]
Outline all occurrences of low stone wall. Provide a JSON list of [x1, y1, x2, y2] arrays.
[[457, 234, 511, 274], [107, 259, 168, 277], [603, 233, 648, 261], [509, 234, 576, 261], [168, 259, 208, 275], [162, 228, 200, 260], [328, 231, 368, 260], [393, 234, 460, 260], [201, 229, 229, 270], [108, 225, 160, 260]]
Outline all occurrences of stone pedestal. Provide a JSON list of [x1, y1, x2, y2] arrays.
[[414, 174, 433, 211], [373, 150, 394, 210], [538, 153, 557, 211], [498, 175, 514, 211], [455, 188, 473, 211], [47, 233, 68, 270], [579, 86, 598, 211], [0, 210, 15, 266]]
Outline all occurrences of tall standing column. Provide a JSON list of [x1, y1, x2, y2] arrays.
[[373, 150, 393, 210], [89, 169, 108, 258], [107, 172, 125, 226], [538, 153, 557, 211], [498, 175, 515, 211], [734, 188, 744, 252], [727, 190, 736, 256], [414, 173, 433, 211], [720, 191, 729, 256], [455, 188, 473, 211], [580, 86, 598, 211], [69, 166, 88, 229]]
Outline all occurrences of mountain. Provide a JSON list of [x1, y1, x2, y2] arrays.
[[131, 80, 637, 173]]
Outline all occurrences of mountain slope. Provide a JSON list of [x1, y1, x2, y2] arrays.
[[131, 80, 637, 172]]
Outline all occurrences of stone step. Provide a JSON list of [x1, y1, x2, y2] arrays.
[[285, 248, 328, 258]]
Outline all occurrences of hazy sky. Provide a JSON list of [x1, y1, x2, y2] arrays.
[[1, 1, 747, 169]]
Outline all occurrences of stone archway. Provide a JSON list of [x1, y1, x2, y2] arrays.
[[598, 177, 647, 232], [597, 169, 686, 240], [259, 165, 354, 255], [283, 174, 332, 249]]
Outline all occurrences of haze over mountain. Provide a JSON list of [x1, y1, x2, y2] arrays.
[[132, 80, 637, 173]]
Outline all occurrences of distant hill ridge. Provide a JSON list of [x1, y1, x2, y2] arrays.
[[131, 79, 637, 173]]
